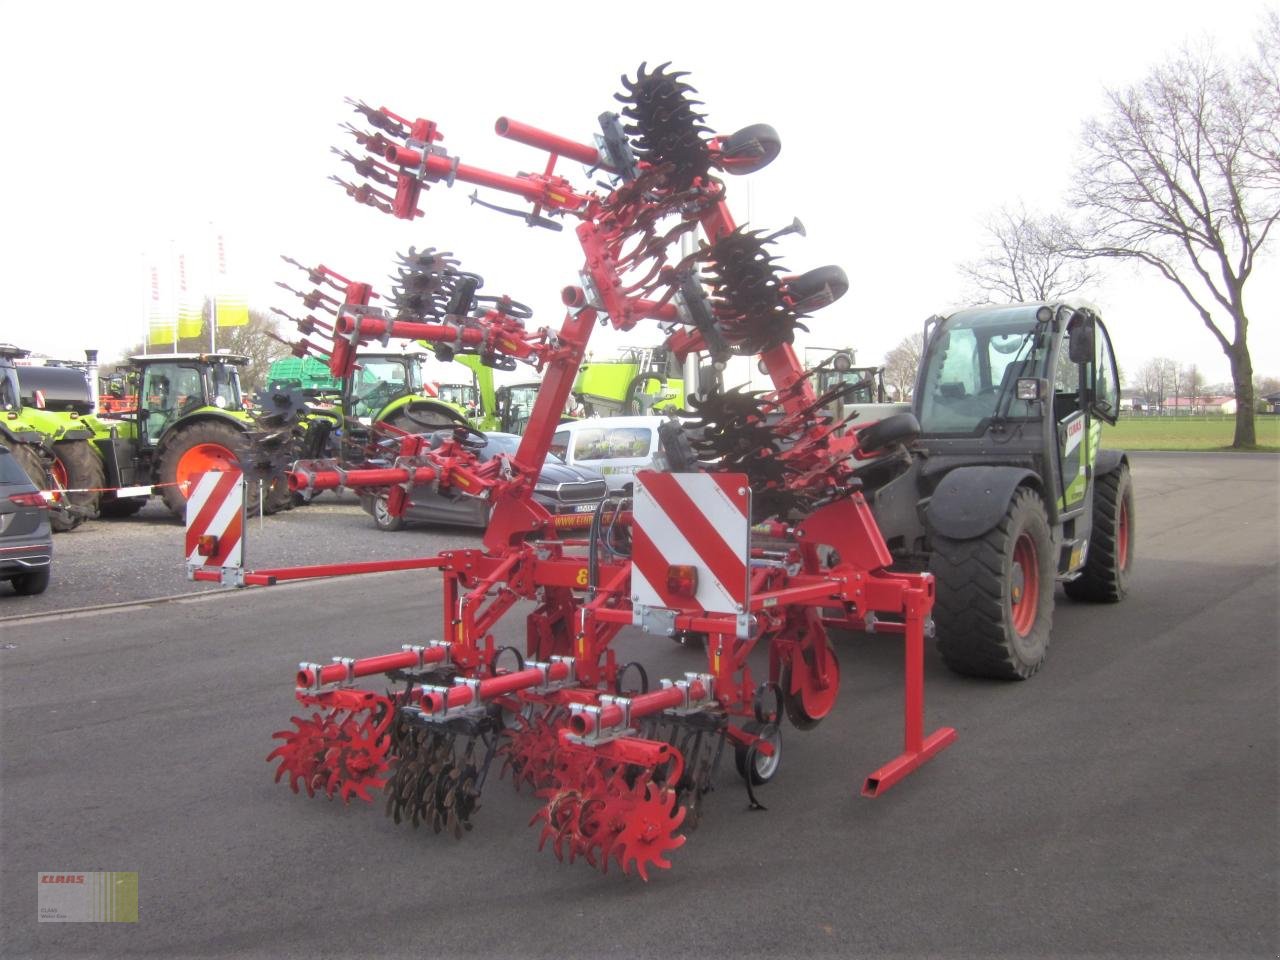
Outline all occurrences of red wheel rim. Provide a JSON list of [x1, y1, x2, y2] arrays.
[[49, 457, 69, 502], [1117, 497, 1131, 570], [176, 443, 238, 496], [1010, 533, 1039, 637]]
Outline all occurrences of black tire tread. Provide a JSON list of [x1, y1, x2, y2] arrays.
[[158, 421, 261, 519], [1064, 465, 1133, 603], [929, 487, 1053, 680], [50, 440, 105, 531]]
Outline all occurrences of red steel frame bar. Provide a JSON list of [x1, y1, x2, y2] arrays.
[[860, 585, 957, 796], [297, 645, 451, 688], [191, 556, 448, 586]]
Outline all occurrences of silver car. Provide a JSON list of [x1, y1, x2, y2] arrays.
[[0, 443, 53, 595]]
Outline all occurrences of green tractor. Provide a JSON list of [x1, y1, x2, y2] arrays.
[[855, 302, 1131, 680], [572, 345, 684, 417], [90, 353, 295, 519], [0, 345, 104, 532], [279, 348, 477, 470]]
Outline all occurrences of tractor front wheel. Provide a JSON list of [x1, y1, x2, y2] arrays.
[[1065, 464, 1134, 603], [159, 421, 261, 519], [930, 486, 1055, 680]]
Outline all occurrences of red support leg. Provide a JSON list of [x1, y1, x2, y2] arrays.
[[861, 585, 957, 797]]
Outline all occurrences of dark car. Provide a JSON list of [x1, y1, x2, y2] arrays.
[[0, 443, 53, 595], [360, 432, 608, 531]]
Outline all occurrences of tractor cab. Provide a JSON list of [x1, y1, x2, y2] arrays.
[[130, 354, 249, 448], [0, 345, 25, 412], [914, 303, 1120, 518], [346, 353, 421, 425]]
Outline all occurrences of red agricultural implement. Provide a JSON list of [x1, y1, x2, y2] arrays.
[[260, 64, 956, 879]]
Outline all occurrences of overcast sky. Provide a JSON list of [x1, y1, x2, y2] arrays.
[[2, 0, 1274, 387]]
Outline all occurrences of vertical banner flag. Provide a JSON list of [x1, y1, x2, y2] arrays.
[[176, 253, 204, 340], [214, 234, 249, 328], [147, 264, 175, 347]]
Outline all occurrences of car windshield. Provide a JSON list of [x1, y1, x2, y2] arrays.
[[478, 433, 565, 464], [917, 305, 1046, 434]]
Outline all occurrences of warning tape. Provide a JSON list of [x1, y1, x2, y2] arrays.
[[36, 482, 175, 498]]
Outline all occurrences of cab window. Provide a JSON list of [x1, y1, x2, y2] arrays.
[[572, 426, 654, 461]]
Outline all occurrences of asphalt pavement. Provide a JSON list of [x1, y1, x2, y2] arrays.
[[1, 452, 1276, 959]]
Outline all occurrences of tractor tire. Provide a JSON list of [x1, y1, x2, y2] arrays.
[[9, 441, 47, 491], [929, 486, 1055, 680], [99, 495, 148, 518], [158, 421, 261, 519], [383, 408, 466, 438], [1065, 464, 1134, 603], [7, 440, 83, 534], [49, 441, 105, 532]]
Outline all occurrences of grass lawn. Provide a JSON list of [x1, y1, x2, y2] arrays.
[[1102, 416, 1280, 452]]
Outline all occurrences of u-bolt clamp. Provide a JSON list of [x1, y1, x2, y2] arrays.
[[527, 655, 577, 693], [331, 657, 357, 687], [298, 661, 328, 694], [401, 644, 429, 670], [661, 673, 716, 716]]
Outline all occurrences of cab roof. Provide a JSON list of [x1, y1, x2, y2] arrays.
[[128, 353, 249, 365]]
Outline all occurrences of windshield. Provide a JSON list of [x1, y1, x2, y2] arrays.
[[816, 367, 880, 403], [351, 358, 410, 418], [0, 366, 19, 411], [917, 305, 1047, 434], [477, 432, 565, 464]]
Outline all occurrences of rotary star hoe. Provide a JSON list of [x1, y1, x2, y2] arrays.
[[263, 64, 956, 879]]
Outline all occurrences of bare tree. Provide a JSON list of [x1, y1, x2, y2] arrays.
[[958, 204, 1097, 303], [882, 332, 925, 401], [1180, 364, 1206, 405], [1061, 25, 1279, 447], [1137, 356, 1180, 407]]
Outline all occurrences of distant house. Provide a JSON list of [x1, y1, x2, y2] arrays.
[[1163, 396, 1237, 415], [1263, 392, 1280, 415]]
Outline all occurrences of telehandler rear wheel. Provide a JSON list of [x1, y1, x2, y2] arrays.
[[930, 487, 1055, 680], [1065, 464, 1134, 602]]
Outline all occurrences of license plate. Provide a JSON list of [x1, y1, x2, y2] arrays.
[[574, 503, 597, 513]]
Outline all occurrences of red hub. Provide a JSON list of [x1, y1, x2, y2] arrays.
[[176, 443, 238, 496], [1010, 532, 1040, 636], [49, 457, 69, 502]]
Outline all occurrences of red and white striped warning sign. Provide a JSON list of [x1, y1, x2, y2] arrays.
[[184, 470, 245, 570], [631, 471, 750, 614]]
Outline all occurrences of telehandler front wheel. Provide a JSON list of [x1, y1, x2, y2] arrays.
[[930, 487, 1055, 680]]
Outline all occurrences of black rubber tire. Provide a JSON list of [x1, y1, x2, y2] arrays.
[[49, 441, 105, 531], [1065, 464, 1134, 603], [720, 123, 781, 174], [855, 412, 921, 455], [371, 494, 404, 532], [733, 720, 781, 785], [7, 441, 82, 534], [783, 265, 849, 312], [383, 406, 467, 437], [158, 421, 261, 519], [9, 441, 47, 490], [11, 566, 50, 595], [99, 495, 148, 518], [930, 487, 1055, 680]]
